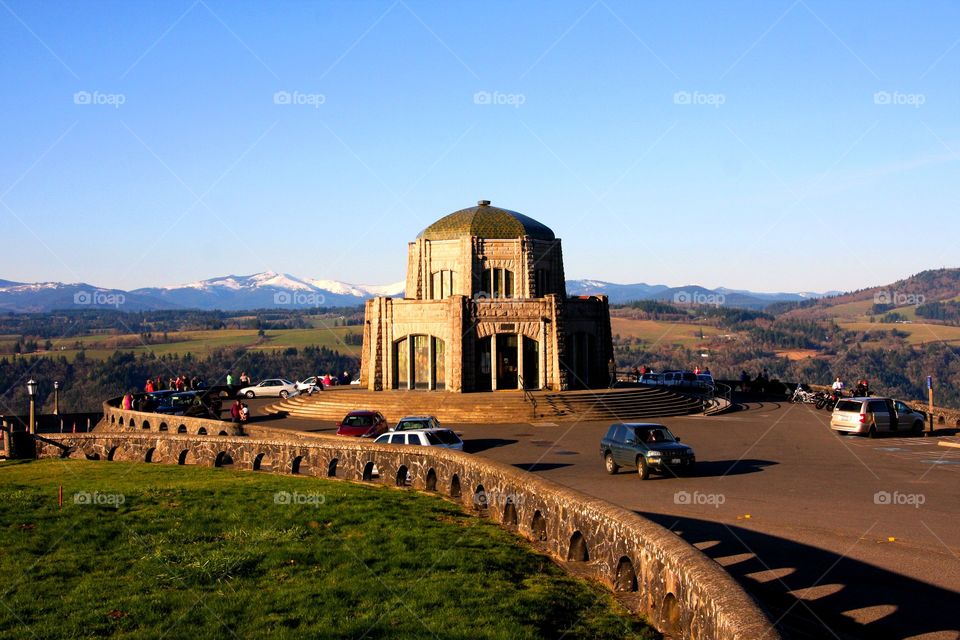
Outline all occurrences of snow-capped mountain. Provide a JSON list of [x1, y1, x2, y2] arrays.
[[133, 272, 402, 311], [0, 271, 833, 313], [307, 279, 405, 298]]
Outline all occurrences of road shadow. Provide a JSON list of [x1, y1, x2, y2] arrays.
[[512, 462, 573, 472], [465, 438, 518, 454], [638, 512, 960, 640], [683, 458, 778, 478], [726, 399, 785, 413]]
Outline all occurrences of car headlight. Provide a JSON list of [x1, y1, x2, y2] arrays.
[[646, 451, 662, 458], [685, 449, 693, 456]]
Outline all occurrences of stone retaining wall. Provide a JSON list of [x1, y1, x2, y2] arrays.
[[33, 430, 779, 640], [99, 401, 245, 437]]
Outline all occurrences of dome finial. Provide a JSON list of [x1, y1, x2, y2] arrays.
[[478, 199, 491, 206]]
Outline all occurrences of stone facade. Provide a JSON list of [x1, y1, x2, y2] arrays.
[[360, 201, 613, 392]]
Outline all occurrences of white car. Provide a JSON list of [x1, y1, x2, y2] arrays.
[[237, 379, 298, 399], [390, 415, 442, 432], [295, 376, 321, 394], [373, 428, 464, 451]]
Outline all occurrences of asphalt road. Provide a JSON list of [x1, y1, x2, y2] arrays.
[[254, 398, 960, 640]]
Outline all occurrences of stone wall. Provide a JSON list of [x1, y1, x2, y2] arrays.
[[32, 430, 779, 640], [99, 401, 245, 437]]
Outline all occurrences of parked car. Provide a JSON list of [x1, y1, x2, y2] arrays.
[[830, 397, 927, 437], [638, 373, 662, 385], [697, 373, 715, 389], [154, 391, 199, 416], [600, 422, 695, 480], [391, 415, 442, 432], [237, 379, 298, 399], [373, 428, 464, 451], [336, 410, 388, 438], [295, 376, 321, 394]]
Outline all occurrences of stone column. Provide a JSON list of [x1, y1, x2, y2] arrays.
[[539, 320, 547, 390], [1, 420, 10, 458], [516, 334, 525, 390], [407, 338, 415, 390], [428, 337, 436, 391], [490, 333, 498, 391]]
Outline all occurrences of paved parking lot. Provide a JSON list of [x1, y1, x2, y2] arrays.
[[260, 398, 960, 640]]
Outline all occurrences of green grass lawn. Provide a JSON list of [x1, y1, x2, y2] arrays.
[[0, 460, 654, 640]]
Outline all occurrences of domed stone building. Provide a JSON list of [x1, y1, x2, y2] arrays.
[[359, 201, 613, 392]]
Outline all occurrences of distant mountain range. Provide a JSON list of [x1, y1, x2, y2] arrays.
[[0, 271, 836, 313]]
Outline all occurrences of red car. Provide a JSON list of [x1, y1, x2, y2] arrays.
[[335, 411, 388, 438]]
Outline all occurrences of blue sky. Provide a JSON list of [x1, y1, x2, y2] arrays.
[[1, 0, 957, 293]]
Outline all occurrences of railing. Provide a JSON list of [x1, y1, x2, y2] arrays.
[[517, 376, 539, 420]]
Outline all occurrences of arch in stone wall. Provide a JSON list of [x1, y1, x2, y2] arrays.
[[531, 510, 547, 541], [362, 461, 376, 482], [291, 455, 304, 475], [568, 531, 589, 562], [177, 449, 194, 465], [142, 420, 151, 430], [473, 484, 488, 514], [502, 498, 518, 527], [107, 446, 119, 461], [615, 556, 638, 592], [177, 425, 187, 434], [449, 473, 461, 498], [396, 465, 410, 487], [253, 452, 268, 471], [159, 422, 168, 432], [144, 447, 156, 463], [327, 458, 338, 477], [215, 451, 234, 468], [661, 593, 682, 636], [198, 427, 208, 436], [425, 468, 437, 491]]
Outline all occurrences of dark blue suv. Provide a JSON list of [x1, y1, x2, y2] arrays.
[[600, 423, 695, 479]]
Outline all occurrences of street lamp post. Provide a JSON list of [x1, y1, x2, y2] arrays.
[[53, 381, 60, 415], [26, 379, 38, 435]]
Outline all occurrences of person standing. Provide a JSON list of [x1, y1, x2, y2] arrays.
[[230, 400, 242, 423], [608, 359, 617, 388], [832, 377, 845, 395], [226, 372, 234, 388], [122, 392, 133, 410]]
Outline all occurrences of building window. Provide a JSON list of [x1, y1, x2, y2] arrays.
[[430, 270, 455, 300], [480, 268, 514, 299]]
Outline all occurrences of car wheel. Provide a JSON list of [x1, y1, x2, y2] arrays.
[[245, 391, 255, 399], [636, 456, 649, 480], [912, 420, 924, 435], [604, 452, 619, 475], [280, 390, 288, 399], [868, 426, 877, 438]]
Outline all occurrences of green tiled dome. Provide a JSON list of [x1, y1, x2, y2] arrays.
[[418, 201, 555, 241]]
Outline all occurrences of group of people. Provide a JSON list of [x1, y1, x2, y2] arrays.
[[229, 399, 251, 423], [831, 377, 870, 397], [144, 374, 206, 393], [224, 372, 252, 388], [739, 368, 771, 392]]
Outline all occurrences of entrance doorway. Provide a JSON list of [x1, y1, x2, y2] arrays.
[[496, 334, 518, 389], [475, 336, 492, 391], [522, 336, 540, 389]]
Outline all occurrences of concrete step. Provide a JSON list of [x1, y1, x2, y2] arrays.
[[264, 387, 706, 424]]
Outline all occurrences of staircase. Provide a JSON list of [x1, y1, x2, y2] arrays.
[[265, 386, 707, 424]]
